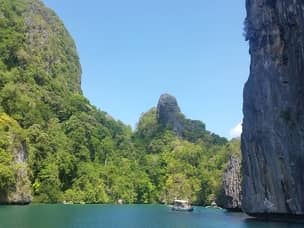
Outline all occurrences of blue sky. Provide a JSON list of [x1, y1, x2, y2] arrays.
[[43, 0, 249, 138]]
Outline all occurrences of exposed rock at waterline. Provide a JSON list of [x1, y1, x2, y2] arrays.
[[0, 115, 32, 204], [217, 154, 241, 211], [7, 142, 32, 205]]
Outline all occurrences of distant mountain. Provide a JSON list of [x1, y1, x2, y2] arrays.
[[135, 93, 227, 146], [132, 94, 232, 204]]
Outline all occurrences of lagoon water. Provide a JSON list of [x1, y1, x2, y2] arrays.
[[0, 204, 303, 228]]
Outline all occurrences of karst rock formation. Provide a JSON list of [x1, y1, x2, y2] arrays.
[[242, 0, 304, 218]]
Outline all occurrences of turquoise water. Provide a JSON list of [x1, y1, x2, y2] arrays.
[[0, 204, 303, 228]]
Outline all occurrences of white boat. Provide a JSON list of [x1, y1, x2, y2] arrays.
[[205, 201, 222, 209], [172, 199, 193, 212]]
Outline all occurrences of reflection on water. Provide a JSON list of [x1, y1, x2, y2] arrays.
[[0, 204, 303, 228], [244, 217, 304, 228]]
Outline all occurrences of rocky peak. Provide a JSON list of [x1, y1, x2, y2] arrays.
[[156, 93, 183, 136], [155, 93, 226, 144]]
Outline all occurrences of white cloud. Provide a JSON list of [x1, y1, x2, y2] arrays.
[[229, 122, 242, 138]]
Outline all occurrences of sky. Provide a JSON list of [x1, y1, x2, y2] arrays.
[[43, 0, 249, 139]]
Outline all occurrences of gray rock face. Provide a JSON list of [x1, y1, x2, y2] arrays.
[[6, 165, 32, 205], [217, 155, 241, 211], [9, 142, 32, 204], [0, 140, 32, 205], [156, 93, 184, 136], [242, 0, 304, 217], [156, 93, 226, 144], [156, 93, 227, 144]]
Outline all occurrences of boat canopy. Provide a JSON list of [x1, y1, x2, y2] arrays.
[[173, 200, 189, 204]]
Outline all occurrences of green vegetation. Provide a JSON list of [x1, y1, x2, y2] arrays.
[[0, 0, 240, 205], [133, 109, 239, 204], [0, 113, 23, 199]]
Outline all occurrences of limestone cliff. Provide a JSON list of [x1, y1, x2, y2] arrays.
[[242, 0, 304, 217], [0, 114, 31, 204], [217, 139, 242, 210], [6, 142, 32, 205], [217, 154, 241, 211]]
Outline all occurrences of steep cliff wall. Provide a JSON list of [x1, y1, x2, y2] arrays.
[[217, 154, 241, 211], [7, 142, 32, 204], [242, 0, 304, 217], [0, 114, 31, 204]]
